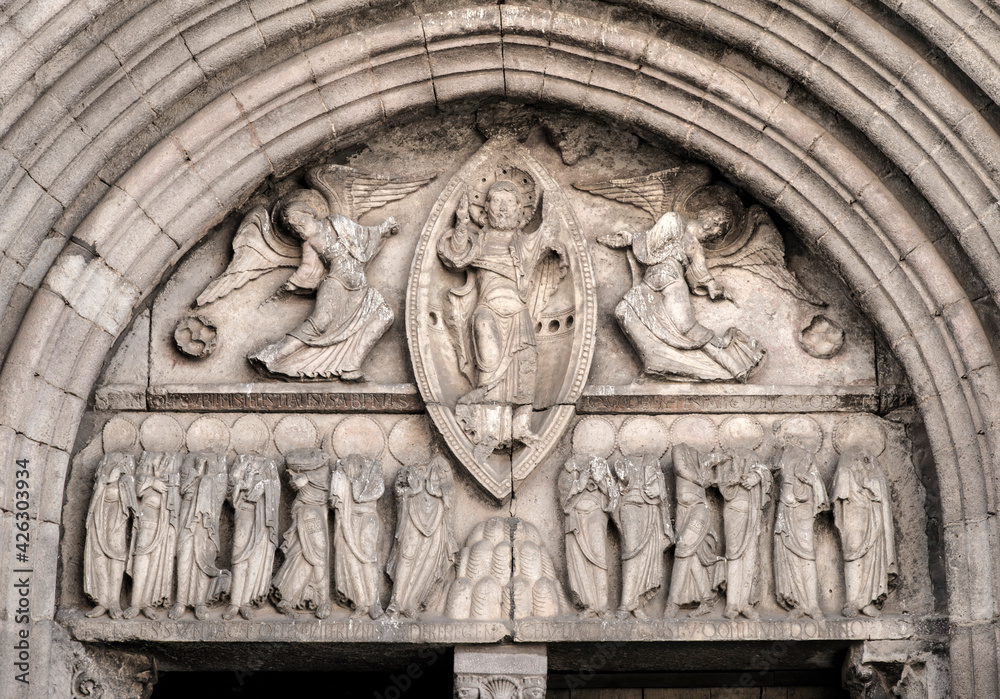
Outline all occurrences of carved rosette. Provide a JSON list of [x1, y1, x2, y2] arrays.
[[407, 134, 596, 498]]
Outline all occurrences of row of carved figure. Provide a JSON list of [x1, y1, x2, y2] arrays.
[[84, 448, 456, 621], [561, 441, 897, 621]]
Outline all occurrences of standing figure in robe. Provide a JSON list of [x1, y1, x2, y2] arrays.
[[773, 443, 830, 620], [558, 454, 616, 617], [224, 454, 280, 621], [438, 180, 567, 461], [330, 454, 385, 619], [170, 452, 230, 620], [248, 198, 399, 382], [833, 445, 897, 617], [386, 455, 457, 619], [272, 448, 332, 619], [124, 451, 181, 620], [665, 444, 727, 618], [718, 447, 773, 620], [598, 209, 764, 382], [84, 453, 137, 619], [613, 453, 674, 620]]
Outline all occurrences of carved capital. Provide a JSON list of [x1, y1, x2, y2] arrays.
[[843, 640, 948, 699], [454, 673, 547, 699], [454, 645, 547, 699], [71, 647, 156, 699]]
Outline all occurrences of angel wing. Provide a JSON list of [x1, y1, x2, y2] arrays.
[[307, 163, 436, 220], [573, 164, 712, 218], [195, 206, 300, 307], [707, 206, 825, 306]]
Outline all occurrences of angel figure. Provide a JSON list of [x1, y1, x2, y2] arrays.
[[195, 165, 435, 382], [577, 166, 823, 382], [438, 170, 568, 461]]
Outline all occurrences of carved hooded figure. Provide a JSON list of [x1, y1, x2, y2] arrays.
[[718, 446, 773, 620], [125, 451, 182, 620], [665, 444, 727, 618], [833, 445, 898, 617], [330, 454, 385, 618], [224, 454, 280, 621], [84, 452, 137, 619], [773, 443, 830, 620], [272, 448, 332, 619], [386, 455, 457, 618], [612, 453, 674, 619], [558, 454, 617, 617], [170, 452, 230, 620]]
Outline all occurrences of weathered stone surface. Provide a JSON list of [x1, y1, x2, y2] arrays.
[[6, 4, 1000, 694]]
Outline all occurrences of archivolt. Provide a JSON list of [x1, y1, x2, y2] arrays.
[[2, 1, 999, 693]]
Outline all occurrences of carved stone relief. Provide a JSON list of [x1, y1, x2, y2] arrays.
[[272, 448, 332, 619], [833, 417, 898, 618], [386, 455, 457, 619], [61, 109, 933, 692], [408, 133, 597, 498]]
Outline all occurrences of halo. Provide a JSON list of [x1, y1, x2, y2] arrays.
[[388, 416, 434, 465], [617, 416, 669, 458], [719, 416, 764, 450], [230, 415, 271, 455], [571, 417, 617, 458], [669, 415, 718, 453], [102, 417, 138, 453], [833, 414, 887, 456], [331, 416, 386, 460], [468, 163, 538, 227], [273, 416, 318, 455], [683, 185, 749, 255], [186, 416, 230, 453], [139, 415, 184, 453], [773, 416, 824, 454]]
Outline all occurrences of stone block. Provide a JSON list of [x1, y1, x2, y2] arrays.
[[142, 56, 207, 117], [247, 85, 327, 147], [305, 31, 368, 85], [256, 5, 315, 45], [181, 1, 257, 56], [122, 227, 180, 293], [263, 114, 338, 177], [37, 447, 69, 526], [26, 121, 97, 198], [0, 171, 46, 253], [169, 91, 243, 159], [202, 149, 273, 208], [195, 25, 268, 77]]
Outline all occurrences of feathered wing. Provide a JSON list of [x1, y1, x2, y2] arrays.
[[573, 164, 713, 218], [707, 206, 825, 306], [308, 163, 437, 219], [195, 206, 300, 307]]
